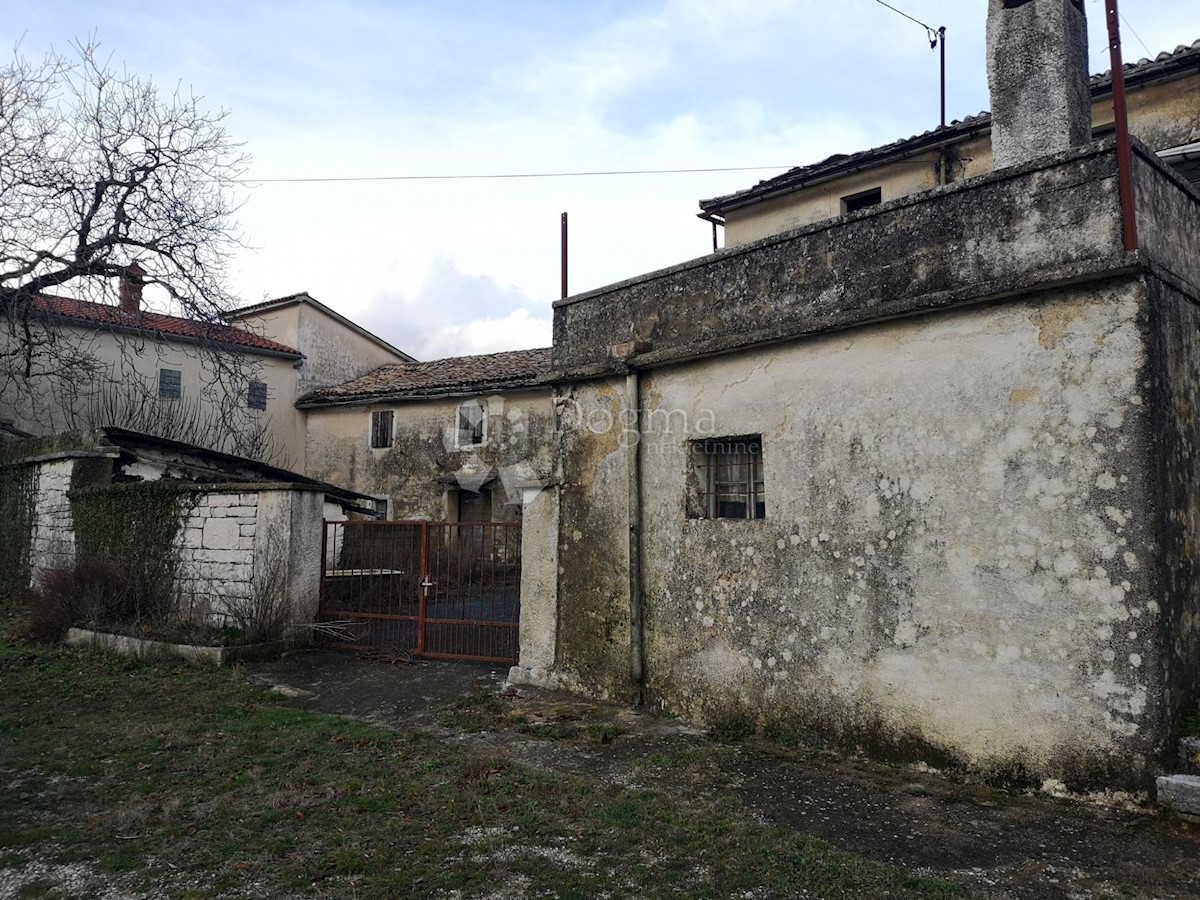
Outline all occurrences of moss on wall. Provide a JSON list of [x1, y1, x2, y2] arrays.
[[0, 464, 34, 596], [69, 483, 193, 619]]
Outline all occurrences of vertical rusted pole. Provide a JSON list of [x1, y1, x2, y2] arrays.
[[560, 212, 569, 299], [711, 220, 718, 253], [319, 520, 329, 625], [1106, 0, 1138, 252], [417, 522, 428, 657], [938, 27, 947, 129]]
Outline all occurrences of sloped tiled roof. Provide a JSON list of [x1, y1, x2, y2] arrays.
[[33, 294, 302, 357], [299, 347, 553, 406], [702, 39, 1200, 216]]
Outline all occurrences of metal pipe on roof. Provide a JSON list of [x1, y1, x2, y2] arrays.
[[939, 26, 947, 129], [560, 212, 569, 300], [1106, 0, 1138, 252]]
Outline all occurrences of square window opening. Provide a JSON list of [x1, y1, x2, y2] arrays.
[[841, 187, 882, 215], [370, 410, 394, 449], [158, 368, 181, 400], [456, 399, 487, 448], [247, 380, 267, 411], [691, 435, 766, 520]]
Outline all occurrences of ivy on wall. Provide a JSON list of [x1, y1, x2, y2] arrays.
[[70, 482, 194, 621], [0, 464, 34, 597]]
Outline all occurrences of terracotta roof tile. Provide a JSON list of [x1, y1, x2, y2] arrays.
[[299, 347, 553, 405], [34, 294, 301, 357]]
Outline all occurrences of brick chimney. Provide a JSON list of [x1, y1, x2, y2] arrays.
[[119, 262, 145, 315], [986, 0, 1091, 169]]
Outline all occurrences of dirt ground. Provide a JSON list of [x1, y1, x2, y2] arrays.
[[249, 649, 1200, 900]]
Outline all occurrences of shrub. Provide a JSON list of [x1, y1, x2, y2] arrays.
[[712, 714, 755, 744], [24, 562, 130, 643]]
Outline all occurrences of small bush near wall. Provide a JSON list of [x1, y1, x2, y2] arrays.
[[70, 483, 192, 625], [0, 465, 34, 597], [24, 561, 129, 643]]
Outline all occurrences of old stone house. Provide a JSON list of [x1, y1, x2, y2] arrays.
[[298, 348, 555, 522], [502, 4, 1200, 790]]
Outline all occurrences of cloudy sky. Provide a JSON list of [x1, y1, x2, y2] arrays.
[[9, 1, 1198, 359]]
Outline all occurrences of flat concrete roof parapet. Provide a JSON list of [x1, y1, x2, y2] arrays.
[[553, 138, 1198, 379]]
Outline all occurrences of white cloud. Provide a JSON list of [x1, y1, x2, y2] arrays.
[[356, 257, 551, 359]]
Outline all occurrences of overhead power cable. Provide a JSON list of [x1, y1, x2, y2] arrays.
[[237, 164, 793, 185], [869, 0, 940, 47]]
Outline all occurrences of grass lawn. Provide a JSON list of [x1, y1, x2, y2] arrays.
[[0, 629, 965, 897]]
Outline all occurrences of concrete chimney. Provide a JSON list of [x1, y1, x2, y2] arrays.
[[119, 262, 145, 315], [986, 0, 1091, 169]]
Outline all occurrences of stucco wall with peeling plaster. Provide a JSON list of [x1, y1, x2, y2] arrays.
[[631, 281, 1161, 784]]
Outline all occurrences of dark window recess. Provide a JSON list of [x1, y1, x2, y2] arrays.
[[457, 400, 486, 447], [158, 368, 181, 399], [1002, 0, 1036, 9], [841, 188, 882, 215], [247, 381, 268, 410], [370, 410, 394, 449], [692, 435, 766, 520]]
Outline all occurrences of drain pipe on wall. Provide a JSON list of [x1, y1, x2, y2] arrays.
[[613, 340, 651, 705]]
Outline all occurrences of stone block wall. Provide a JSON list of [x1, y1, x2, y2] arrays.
[[174, 491, 261, 620], [27, 459, 78, 585], [10, 453, 328, 635]]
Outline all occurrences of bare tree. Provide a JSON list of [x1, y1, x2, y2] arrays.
[[0, 40, 278, 459]]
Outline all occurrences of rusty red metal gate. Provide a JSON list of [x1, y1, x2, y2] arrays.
[[319, 520, 521, 664]]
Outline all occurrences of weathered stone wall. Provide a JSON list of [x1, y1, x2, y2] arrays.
[[553, 381, 635, 701], [28, 459, 80, 584], [175, 485, 325, 627], [304, 390, 556, 522], [1134, 146, 1200, 297], [1146, 277, 1200, 740], [556, 143, 1126, 378], [13, 455, 325, 632], [507, 484, 562, 689], [986, 0, 1091, 169], [174, 490, 260, 618], [621, 280, 1162, 786], [548, 145, 1200, 787]]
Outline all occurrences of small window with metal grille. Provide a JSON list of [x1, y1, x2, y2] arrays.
[[247, 380, 267, 410], [370, 410, 394, 449], [158, 368, 181, 400], [456, 399, 487, 448], [690, 435, 766, 520]]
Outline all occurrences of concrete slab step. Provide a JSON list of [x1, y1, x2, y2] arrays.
[[1156, 774, 1200, 815]]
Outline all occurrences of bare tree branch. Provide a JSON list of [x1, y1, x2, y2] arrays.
[[0, 40, 277, 461]]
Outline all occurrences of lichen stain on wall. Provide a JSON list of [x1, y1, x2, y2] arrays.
[[1147, 277, 1200, 739], [629, 281, 1159, 783], [554, 381, 635, 699]]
